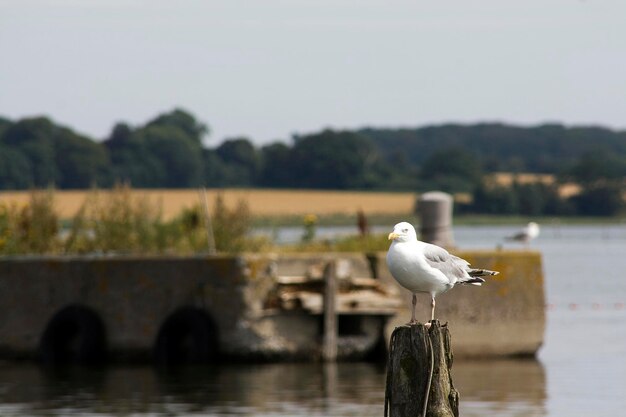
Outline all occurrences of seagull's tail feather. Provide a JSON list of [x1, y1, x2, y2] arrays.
[[460, 268, 499, 286]]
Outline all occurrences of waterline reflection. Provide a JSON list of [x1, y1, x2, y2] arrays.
[[456, 359, 546, 417], [0, 359, 546, 417]]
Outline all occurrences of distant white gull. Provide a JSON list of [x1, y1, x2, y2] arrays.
[[386, 222, 499, 325], [506, 222, 540, 246]]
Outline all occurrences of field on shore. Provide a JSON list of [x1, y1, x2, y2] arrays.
[[0, 189, 418, 220], [2, 188, 623, 228], [0, 173, 587, 222]]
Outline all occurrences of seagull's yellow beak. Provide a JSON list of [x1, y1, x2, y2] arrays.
[[388, 232, 400, 240]]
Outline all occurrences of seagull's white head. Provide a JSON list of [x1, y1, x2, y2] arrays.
[[388, 222, 417, 243], [527, 222, 540, 238]]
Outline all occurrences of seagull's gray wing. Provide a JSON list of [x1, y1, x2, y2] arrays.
[[506, 231, 528, 241], [422, 243, 469, 284]]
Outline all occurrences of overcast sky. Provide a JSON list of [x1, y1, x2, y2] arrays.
[[1, 0, 625, 145]]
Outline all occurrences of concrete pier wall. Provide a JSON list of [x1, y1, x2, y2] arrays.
[[0, 254, 389, 362], [0, 255, 274, 361]]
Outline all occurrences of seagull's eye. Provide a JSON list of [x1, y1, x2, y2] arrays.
[[402, 228, 408, 233]]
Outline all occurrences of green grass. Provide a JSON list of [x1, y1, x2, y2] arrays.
[[280, 232, 391, 253], [252, 213, 420, 228]]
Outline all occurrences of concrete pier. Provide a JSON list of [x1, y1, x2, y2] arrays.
[[0, 250, 545, 363], [0, 254, 395, 363]]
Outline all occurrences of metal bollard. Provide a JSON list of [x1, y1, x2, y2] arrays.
[[416, 191, 455, 248]]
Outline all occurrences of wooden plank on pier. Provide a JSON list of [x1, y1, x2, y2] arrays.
[[322, 261, 338, 361]]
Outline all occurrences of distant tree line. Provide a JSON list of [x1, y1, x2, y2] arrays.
[[461, 149, 626, 216], [1, 109, 626, 215]]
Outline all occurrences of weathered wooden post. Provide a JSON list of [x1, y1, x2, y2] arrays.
[[322, 260, 338, 361], [384, 321, 459, 417]]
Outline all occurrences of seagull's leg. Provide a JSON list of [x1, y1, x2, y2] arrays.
[[431, 296, 436, 321], [409, 293, 417, 324], [425, 296, 436, 329]]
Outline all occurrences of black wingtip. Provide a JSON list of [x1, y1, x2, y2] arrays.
[[469, 268, 499, 277], [463, 277, 486, 284]]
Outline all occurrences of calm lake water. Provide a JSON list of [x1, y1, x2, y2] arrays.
[[1, 224, 625, 416]]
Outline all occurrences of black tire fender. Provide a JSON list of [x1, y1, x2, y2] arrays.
[[154, 306, 219, 365], [39, 304, 106, 365]]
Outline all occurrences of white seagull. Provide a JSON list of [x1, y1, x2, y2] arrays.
[[386, 222, 499, 325], [506, 222, 540, 246]]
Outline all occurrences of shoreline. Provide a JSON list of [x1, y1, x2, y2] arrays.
[[2, 188, 624, 227], [252, 213, 626, 228]]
